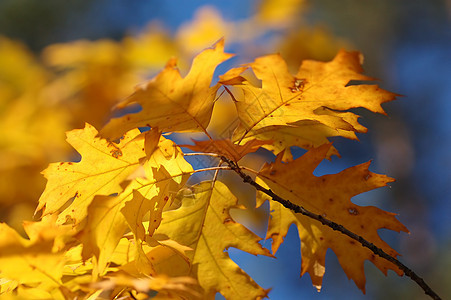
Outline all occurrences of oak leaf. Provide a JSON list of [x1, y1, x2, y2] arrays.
[[156, 181, 272, 299], [220, 50, 397, 159], [101, 39, 233, 140], [36, 123, 146, 225], [80, 131, 192, 277], [256, 143, 408, 292]]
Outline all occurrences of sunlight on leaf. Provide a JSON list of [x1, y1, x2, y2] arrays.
[[156, 181, 272, 299], [37, 123, 146, 225], [256, 143, 408, 292]]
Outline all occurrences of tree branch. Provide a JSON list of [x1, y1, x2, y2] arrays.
[[220, 156, 441, 300]]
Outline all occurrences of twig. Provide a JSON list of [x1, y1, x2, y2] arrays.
[[182, 152, 221, 158], [191, 166, 231, 174], [220, 156, 442, 300]]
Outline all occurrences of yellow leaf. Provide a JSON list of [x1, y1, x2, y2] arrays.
[[111, 236, 191, 279], [156, 181, 272, 300], [0, 278, 17, 295], [80, 194, 128, 278], [23, 214, 76, 252], [101, 39, 233, 140], [37, 123, 146, 225], [80, 133, 192, 277], [220, 50, 397, 159], [121, 190, 162, 242], [256, 143, 408, 292], [0, 223, 65, 290], [144, 131, 194, 186]]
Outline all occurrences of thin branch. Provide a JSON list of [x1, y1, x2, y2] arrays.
[[192, 166, 231, 174], [220, 156, 442, 300], [182, 152, 221, 158], [240, 165, 260, 176]]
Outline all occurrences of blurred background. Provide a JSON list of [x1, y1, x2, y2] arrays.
[[0, 0, 449, 299]]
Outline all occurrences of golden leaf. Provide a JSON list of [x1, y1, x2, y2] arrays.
[[101, 39, 233, 140], [220, 50, 397, 159], [36, 123, 146, 225], [156, 181, 272, 299], [79, 133, 192, 277], [0, 223, 66, 294]]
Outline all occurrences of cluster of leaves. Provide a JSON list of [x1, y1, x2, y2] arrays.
[[0, 37, 411, 299], [0, 0, 347, 232]]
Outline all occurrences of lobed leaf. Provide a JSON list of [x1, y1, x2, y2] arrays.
[[79, 131, 193, 277], [101, 39, 234, 140], [156, 181, 272, 299], [256, 143, 408, 292], [36, 123, 146, 225], [220, 50, 397, 160]]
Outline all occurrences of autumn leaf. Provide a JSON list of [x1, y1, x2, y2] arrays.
[[36, 123, 146, 225], [181, 138, 272, 162], [156, 181, 272, 299], [256, 143, 408, 292], [79, 131, 192, 277], [101, 39, 233, 140], [112, 235, 192, 279], [220, 50, 397, 159], [0, 223, 66, 295], [80, 194, 128, 278]]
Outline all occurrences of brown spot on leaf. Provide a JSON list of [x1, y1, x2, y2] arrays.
[[223, 218, 232, 224], [110, 149, 123, 158]]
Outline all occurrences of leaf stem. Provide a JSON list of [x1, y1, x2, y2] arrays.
[[220, 155, 442, 300]]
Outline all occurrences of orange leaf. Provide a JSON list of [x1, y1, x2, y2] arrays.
[[256, 143, 408, 292], [220, 50, 397, 159], [182, 138, 272, 162]]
